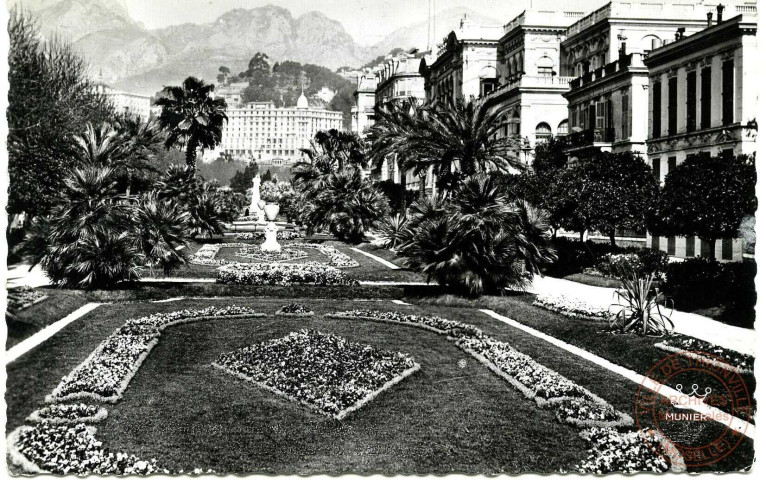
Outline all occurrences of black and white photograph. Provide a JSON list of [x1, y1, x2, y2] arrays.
[[1, 0, 761, 475]]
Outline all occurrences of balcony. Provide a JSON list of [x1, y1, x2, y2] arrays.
[[568, 54, 646, 91], [476, 74, 574, 108], [566, 128, 616, 148]]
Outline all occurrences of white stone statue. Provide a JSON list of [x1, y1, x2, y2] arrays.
[[249, 175, 265, 223]]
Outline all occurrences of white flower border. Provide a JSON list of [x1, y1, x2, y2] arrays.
[[275, 310, 315, 317], [212, 362, 420, 420], [7, 426, 49, 474], [27, 406, 108, 424], [654, 342, 753, 375], [46, 312, 266, 404], [325, 313, 450, 335]]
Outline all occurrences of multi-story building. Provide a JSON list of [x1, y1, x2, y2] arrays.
[[557, 1, 739, 160], [373, 51, 430, 190], [219, 92, 344, 164], [474, 9, 583, 162], [350, 73, 378, 137], [96, 85, 152, 120], [643, 8, 757, 261], [420, 20, 504, 106]]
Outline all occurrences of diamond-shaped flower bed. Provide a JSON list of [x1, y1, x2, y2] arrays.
[[213, 330, 420, 419]]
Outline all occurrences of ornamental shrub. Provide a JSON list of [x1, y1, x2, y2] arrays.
[[663, 258, 756, 328]]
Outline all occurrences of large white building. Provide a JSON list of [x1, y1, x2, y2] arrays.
[[350, 73, 377, 137], [219, 92, 344, 164], [643, 10, 757, 261], [96, 85, 152, 120]]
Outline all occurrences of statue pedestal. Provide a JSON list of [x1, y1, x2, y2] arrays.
[[261, 222, 281, 253]]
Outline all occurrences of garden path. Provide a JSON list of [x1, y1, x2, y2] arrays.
[[530, 276, 755, 356]]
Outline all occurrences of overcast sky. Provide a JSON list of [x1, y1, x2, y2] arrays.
[[122, 0, 542, 45]]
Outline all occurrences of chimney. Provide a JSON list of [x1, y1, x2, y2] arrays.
[[707, 11, 713, 27], [716, 4, 725, 24], [677, 27, 685, 39]]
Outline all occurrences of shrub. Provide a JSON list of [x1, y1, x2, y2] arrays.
[[399, 175, 556, 296], [545, 238, 619, 277], [635, 248, 669, 275], [610, 271, 674, 336], [593, 253, 643, 278], [375, 214, 409, 250], [663, 258, 756, 327]]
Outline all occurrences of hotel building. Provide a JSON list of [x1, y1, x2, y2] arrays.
[[219, 92, 344, 164], [643, 8, 757, 261], [350, 73, 378, 137], [475, 10, 582, 163], [96, 85, 152, 120]]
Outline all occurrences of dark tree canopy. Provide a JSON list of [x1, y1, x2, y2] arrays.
[[229, 162, 260, 194], [654, 153, 756, 258], [7, 9, 115, 216]]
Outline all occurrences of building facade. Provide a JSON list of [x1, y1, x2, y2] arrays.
[[96, 85, 152, 120], [643, 10, 757, 261], [420, 20, 504, 106], [557, 1, 734, 159], [219, 92, 344, 164], [350, 73, 378, 137], [475, 9, 581, 162], [373, 51, 430, 191]]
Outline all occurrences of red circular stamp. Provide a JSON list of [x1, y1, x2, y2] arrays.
[[635, 350, 751, 468]]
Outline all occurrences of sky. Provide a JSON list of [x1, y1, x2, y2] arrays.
[[122, 0, 540, 46]]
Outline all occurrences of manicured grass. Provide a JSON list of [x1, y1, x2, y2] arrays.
[[7, 298, 590, 474], [7, 296, 754, 473], [408, 294, 755, 472], [563, 272, 622, 289], [5, 289, 90, 350], [353, 242, 410, 268]]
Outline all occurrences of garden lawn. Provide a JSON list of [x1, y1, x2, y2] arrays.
[[7, 298, 592, 474], [5, 289, 90, 350], [407, 294, 755, 473]]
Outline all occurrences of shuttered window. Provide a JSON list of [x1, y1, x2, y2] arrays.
[[686, 70, 696, 132], [686, 236, 696, 257], [668, 76, 677, 135], [621, 94, 630, 139], [652, 158, 661, 181], [722, 238, 733, 260], [722, 60, 734, 125], [667, 236, 676, 256], [652, 82, 662, 138], [701, 67, 711, 129]]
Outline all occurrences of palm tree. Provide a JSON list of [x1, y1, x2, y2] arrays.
[[135, 192, 190, 275], [399, 174, 556, 296], [114, 115, 165, 195], [154, 76, 227, 172], [369, 98, 525, 194]]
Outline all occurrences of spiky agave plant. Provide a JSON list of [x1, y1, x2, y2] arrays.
[[375, 213, 409, 250], [610, 270, 674, 336]]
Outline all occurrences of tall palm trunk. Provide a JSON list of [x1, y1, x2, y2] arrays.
[[185, 137, 198, 171]]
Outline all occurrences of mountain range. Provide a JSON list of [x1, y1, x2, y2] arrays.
[[13, 0, 502, 95]]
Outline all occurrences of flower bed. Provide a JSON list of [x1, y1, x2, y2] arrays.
[[217, 263, 358, 286], [8, 423, 165, 475], [234, 247, 309, 263], [190, 243, 251, 266], [27, 404, 108, 424], [213, 329, 420, 419], [326, 310, 486, 339], [47, 306, 263, 403], [275, 303, 314, 317], [458, 337, 592, 407], [286, 243, 360, 268], [235, 230, 305, 241], [7, 287, 48, 311], [576, 427, 685, 473], [554, 398, 632, 428], [532, 293, 609, 321], [654, 337, 754, 374]]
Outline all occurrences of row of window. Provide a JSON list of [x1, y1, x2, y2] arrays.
[[651, 60, 734, 138], [651, 235, 734, 261]]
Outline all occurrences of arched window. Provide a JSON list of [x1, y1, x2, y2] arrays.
[[536, 122, 552, 142], [557, 120, 569, 136], [537, 55, 555, 76]]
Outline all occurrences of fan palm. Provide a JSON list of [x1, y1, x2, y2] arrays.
[[136, 192, 190, 275], [187, 191, 226, 238], [369, 98, 525, 194], [114, 115, 165, 195], [399, 174, 556, 296], [155, 76, 227, 172]]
